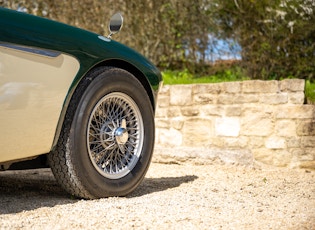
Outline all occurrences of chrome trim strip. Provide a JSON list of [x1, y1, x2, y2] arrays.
[[0, 42, 61, 57]]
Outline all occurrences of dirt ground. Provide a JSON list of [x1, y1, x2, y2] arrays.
[[0, 161, 314, 230]]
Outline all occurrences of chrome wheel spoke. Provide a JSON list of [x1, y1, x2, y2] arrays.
[[87, 92, 143, 179]]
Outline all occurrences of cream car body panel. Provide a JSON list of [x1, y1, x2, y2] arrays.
[[0, 45, 80, 162]]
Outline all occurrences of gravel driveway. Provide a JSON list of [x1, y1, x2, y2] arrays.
[[0, 161, 314, 229]]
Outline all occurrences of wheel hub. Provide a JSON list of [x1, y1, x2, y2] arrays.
[[115, 127, 128, 144], [100, 119, 129, 150]]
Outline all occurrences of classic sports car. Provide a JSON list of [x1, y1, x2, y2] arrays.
[[0, 7, 162, 199]]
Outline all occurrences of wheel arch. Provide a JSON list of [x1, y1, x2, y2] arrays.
[[51, 59, 156, 152], [95, 59, 156, 109]]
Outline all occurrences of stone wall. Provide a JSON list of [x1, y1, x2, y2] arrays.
[[154, 79, 315, 169]]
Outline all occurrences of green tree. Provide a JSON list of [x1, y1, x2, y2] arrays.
[[213, 0, 315, 80], [0, 0, 218, 73], [2, 0, 314, 80]]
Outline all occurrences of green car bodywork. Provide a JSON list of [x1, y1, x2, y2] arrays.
[[0, 7, 162, 167]]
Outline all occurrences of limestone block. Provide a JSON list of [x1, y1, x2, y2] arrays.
[[301, 137, 315, 147], [280, 79, 305, 92], [201, 105, 224, 116], [276, 105, 315, 119], [155, 119, 170, 129], [253, 148, 292, 167], [170, 118, 185, 130], [290, 148, 315, 169], [215, 148, 253, 165], [297, 120, 315, 136], [153, 147, 253, 166], [211, 137, 225, 148], [222, 81, 241, 94], [155, 128, 160, 144], [299, 161, 315, 169], [220, 93, 261, 104], [193, 83, 222, 94], [249, 119, 274, 136], [241, 117, 273, 136], [305, 148, 315, 158], [288, 92, 305, 104], [159, 85, 170, 95], [259, 93, 288, 104], [167, 107, 181, 117], [292, 148, 314, 161], [156, 95, 170, 107], [275, 120, 297, 137], [265, 136, 286, 149], [290, 148, 305, 158], [181, 106, 200, 116], [220, 136, 248, 148], [225, 106, 242, 116], [234, 94, 260, 104], [242, 80, 279, 93], [272, 150, 293, 167], [242, 105, 274, 116], [182, 118, 213, 146], [286, 137, 301, 148], [253, 149, 273, 165], [155, 107, 168, 118], [217, 94, 236, 104], [215, 117, 240, 137], [170, 85, 192, 106], [158, 128, 183, 147], [193, 94, 217, 104], [249, 137, 264, 148]]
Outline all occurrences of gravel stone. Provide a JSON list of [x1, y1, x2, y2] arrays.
[[0, 162, 314, 229]]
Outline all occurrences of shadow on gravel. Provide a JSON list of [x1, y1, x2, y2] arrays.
[[0, 169, 198, 214], [0, 169, 74, 214], [129, 175, 198, 197]]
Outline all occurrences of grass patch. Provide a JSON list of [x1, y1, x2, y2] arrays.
[[305, 80, 315, 104], [162, 68, 249, 85]]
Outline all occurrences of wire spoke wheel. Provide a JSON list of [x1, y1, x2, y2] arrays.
[[49, 67, 155, 198], [87, 92, 143, 179]]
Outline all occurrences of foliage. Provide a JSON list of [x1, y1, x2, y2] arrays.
[[1, 0, 314, 81], [305, 80, 315, 103], [212, 0, 315, 81], [0, 0, 235, 74]]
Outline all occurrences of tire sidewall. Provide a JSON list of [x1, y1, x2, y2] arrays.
[[69, 68, 154, 197]]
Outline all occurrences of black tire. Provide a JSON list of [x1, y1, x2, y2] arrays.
[[48, 67, 155, 199]]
